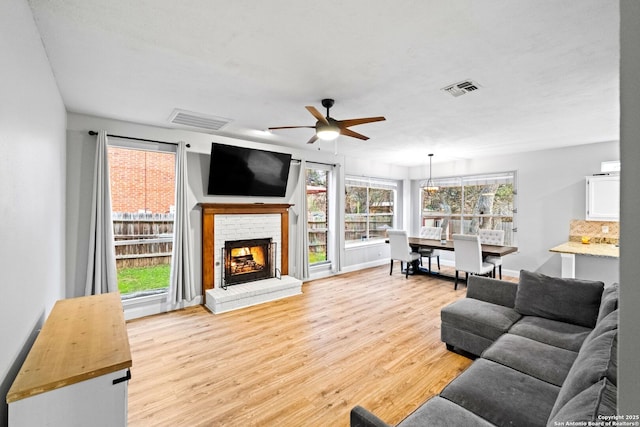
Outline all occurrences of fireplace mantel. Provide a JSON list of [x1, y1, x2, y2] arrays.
[[199, 203, 292, 299]]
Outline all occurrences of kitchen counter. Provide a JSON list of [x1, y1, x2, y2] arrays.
[[549, 241, 619, 279], [549, 241, 619, 258]]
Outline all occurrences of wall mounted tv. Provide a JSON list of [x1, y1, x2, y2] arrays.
[[207, 143, 292, 197]]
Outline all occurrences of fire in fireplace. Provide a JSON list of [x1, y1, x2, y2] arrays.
[[223, 238, 275, 288]]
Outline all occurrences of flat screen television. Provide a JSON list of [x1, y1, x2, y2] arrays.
[[207, 143, 292, 197]]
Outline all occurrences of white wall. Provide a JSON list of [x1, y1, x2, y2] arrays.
[[619, 0, 640, 413], [0, 0, 67, 424], [408, 140, 620, 285], [66, 113, 622, 298], [65, 113, 408, 301]]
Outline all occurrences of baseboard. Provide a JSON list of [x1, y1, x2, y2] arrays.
[[340, 258, 389, 274]]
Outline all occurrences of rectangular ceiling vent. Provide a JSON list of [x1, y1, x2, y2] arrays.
[[168, 109, 232, 131], [442, 79, 481, 98]]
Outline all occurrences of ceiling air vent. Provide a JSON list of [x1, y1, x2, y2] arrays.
[[442, 79, 481, 98], [168, 109, 232, 131]]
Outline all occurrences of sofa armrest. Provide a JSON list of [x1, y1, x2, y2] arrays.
[[467, 275, 518, 308], [350, 406, 392, 427]]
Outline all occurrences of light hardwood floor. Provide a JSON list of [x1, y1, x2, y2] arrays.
[[126, 266, 488, 426]]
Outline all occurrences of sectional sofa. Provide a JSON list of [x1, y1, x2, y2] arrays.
[[351, 271, 619, 427]]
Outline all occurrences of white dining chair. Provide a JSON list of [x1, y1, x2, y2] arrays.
[[452, 234, 495, 290], [387, 229, 421, 278], [418, 226, 442, 272], [478, 229, 505, 279]]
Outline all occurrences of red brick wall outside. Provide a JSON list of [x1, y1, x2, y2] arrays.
[[108, 146, 176, 213]]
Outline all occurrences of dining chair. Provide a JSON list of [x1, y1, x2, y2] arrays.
[[387, 229, 421, 278], [478, 229, 505, 279], [452, 234, 495, 290], [418, 226, 442, 272]]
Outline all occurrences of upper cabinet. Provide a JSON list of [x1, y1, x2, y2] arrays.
[[586, 175, 620, 221]]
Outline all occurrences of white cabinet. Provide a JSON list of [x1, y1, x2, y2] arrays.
[[586, 175, 620, 221], [7, 293, 132, 427], [9, 369, 129, 427]]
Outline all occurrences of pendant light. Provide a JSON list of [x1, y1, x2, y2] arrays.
[[425, 153, 439, 193]]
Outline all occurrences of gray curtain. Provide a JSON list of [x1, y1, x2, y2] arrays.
[[329, 163, 342, 273], [292, 159, 310, 280], [85, 130, 118, 295], [168, 141, 196, 304]]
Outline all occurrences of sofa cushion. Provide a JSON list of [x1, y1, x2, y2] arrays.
[[597, 284, 619, 324], [466, 275, 518, 308], [508, 316, 592, 352], [585, 309, 619, 343], [580, 309, 619, 386], [546, 379, 617, 426], [441, 298, 521, 341], [440, 324, 496, 357], [397, 396, 495, 427], [549, 328, 618, 420], [440, 358, 560, 427], [482, 333, 578, 386], [514, 270, 604, 328]]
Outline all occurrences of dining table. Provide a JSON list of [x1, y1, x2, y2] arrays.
[[408, 237, 518, 257], [407, 237, 518, 279]]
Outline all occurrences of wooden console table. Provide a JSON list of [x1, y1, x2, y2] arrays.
[[7, 293, 132, 427]]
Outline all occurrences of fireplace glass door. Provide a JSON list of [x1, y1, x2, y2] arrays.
[[223, 238, 275, 288]]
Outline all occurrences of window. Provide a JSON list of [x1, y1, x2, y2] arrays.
[[421, 172, 517, 245], [108, 140, 177, 299], [345, 177, 397, 244], [306, 165, 335, 266]]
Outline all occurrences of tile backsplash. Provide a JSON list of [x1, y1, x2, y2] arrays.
[[569, 219, 619, 244]]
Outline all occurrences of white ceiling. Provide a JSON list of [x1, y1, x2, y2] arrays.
[[28, 0, 619, 167]]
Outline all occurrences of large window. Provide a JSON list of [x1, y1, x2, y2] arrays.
[[421, 172, 517, 245], [108, 141, 176, 299], [345, 177, 396, 244]]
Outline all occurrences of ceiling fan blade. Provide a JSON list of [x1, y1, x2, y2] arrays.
[[305, 106, 329, 125], [340, 128, 369, 141], [307, 134, 319, 144], [268, 126, 315, 130], [338, 116, 386, 128]]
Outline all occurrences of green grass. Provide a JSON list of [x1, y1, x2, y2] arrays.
[[309, 252, 327, 264], [117, 264, 170, 295]]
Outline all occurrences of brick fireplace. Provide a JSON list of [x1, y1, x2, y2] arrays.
[[200, 203, 300, 313]]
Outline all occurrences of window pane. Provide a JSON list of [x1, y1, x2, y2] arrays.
[[345, 185, 368, 243], [368, 187, 394, 240], [306, 168, 328, 265], [421, 172, 516, 244], [108, 146, 176, 298], [345, 177, 396, 244]]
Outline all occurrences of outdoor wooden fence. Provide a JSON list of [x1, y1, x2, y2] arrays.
[[112, 212, 174, 269]]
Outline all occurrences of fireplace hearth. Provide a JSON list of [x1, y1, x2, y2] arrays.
[[223, 238, 275, 289]]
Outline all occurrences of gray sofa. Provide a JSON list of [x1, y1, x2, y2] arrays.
[[351, 270, 619, 427]]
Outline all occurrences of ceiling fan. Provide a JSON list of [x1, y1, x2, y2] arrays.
[[268, 99, 386, 144]]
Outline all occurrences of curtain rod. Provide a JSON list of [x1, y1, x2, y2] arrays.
[[292, 158, 337, 167], [88, 130, 190, 148]]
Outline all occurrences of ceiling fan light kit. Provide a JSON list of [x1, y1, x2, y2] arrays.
[[316, 121, 340, 141], [269, 98, 386, 145]]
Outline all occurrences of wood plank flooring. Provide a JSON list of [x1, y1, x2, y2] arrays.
[[125, 266, 486, 426]]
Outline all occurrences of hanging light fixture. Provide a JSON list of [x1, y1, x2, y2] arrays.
[[425, 153, 439, 193]]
